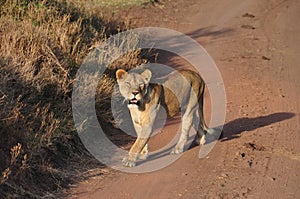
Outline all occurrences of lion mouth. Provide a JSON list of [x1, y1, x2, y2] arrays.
[[128, 98, 140, 106]]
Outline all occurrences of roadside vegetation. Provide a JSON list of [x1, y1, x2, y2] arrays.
[[0, 0, 155, 197]]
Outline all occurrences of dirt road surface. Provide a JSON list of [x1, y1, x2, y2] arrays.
[[70, 0, 300, 198]]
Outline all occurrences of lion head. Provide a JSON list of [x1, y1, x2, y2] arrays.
[[116, 69, 152, 108]]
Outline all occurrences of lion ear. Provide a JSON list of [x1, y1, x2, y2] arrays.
[[141, 69, 152, 84], [116, 69, 127, 80]]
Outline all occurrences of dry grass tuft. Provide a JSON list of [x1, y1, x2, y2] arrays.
[[0, 0, 154, 197]]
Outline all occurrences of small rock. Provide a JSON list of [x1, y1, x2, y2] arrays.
[[241, 25, 256, 29], [262, 56, 271, 60], [248, 160, 253, 167], [243, 142, 256, 150], [242, 13, 255, 18]]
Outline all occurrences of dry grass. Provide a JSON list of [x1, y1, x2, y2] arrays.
[[0, 0, 155, 197]]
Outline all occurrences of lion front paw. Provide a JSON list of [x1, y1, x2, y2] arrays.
[[170, 147, 183, 155], [200, 135, 206, 145], [138, 152, 148, 160], [122, 156, 136, 167]]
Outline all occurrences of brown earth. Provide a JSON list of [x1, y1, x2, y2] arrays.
[[69, 0, 300, 198]]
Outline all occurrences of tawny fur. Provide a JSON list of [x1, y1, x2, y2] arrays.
[[116, 69, 208, 167]]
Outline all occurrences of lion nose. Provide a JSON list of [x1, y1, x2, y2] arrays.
[[132, 91, 139, 96]]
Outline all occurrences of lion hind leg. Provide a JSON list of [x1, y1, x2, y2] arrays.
[[171, 109, 194, 154], [192, 112, 205, 145], [197, 93, 223, 144], [192, 96, 209, 145]]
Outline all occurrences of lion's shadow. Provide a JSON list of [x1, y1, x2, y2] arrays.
[[139, 112, 295, 164], [221, 112, 295, 142]]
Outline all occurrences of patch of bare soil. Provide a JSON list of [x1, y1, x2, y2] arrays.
[[70, 0, 300, 198]]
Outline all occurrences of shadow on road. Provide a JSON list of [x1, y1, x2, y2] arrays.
[[186, 26, 234, 40], [221, 112, 296, 142]]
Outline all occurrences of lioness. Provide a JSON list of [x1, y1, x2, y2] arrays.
[[116, 68, 209, 167]]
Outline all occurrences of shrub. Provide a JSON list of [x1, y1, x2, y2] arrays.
[[0, 0, 153, 197]]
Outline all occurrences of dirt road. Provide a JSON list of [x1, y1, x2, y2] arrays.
[[70, 0, 300, 198]]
